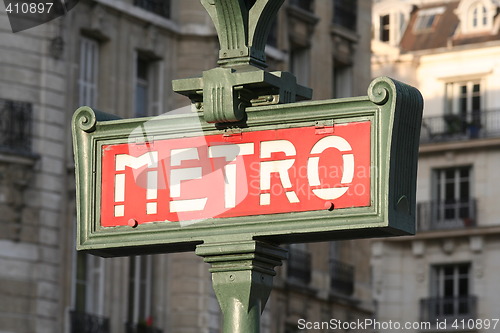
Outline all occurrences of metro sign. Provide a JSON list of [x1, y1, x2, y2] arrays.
[[101, 122, 370, 226], [73, 77, 423, 257]]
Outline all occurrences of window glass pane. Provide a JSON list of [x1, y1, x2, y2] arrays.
[[134, 0, 170, 19], [459, 276, 469, 296], [128, 256, 137, 321], [431, 264, 471, 318], [135, 83, 148, 117], [333, 0, 357, 31], [380, 15, 390, 42], [472, 84, 481, 111], [460, 180, 469, 201], [75, 253, 87, 312], [135, 56, 149, 117], [79, 37, 99, 107], [137, 58, 148, 80]]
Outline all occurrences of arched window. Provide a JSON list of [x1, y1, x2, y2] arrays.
[[469, 1, 490, 30]]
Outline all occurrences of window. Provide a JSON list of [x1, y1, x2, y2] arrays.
[[373, 5, 411, 45], [329, 242, 354, 295], [418, 167, 475, 231], [135, 57, 149, 117], [380, 15, 390, 42], [289, 0, 313, 12], [287, 244, 311, 285], [74, 254, 106, 314], [71, 253, 109, 333], [469, 1, 490, 30], [415, 13, 436, 31], [332, 61, 353, 98], [127, 256, 155, 328], [79, 37, 99, 107], [0, 99, 32, 153], [266, 17, 278, 48], [414, 7, 444, 32], [429, 264, 474, 319], [457, 0, 494, 34], [290, 46, 310, 86], [134, 53, 161, 118], [134, 0, 170, 19], [333, 0, 357, 31], [472, 3, 488, 27], [433, 167, 474, 227], [445, 81, 482, 136]]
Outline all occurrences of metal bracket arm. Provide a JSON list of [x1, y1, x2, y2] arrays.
[[173, 67, 312, 123]]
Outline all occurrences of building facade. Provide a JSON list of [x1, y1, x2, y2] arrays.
[[0, 1, 373, 332], [372, 0, 500, 331]]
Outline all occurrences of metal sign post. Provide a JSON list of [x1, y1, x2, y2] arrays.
[[72, 1, 424, 332]]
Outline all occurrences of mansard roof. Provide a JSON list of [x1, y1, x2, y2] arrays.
[[398, 0, 500, 52]]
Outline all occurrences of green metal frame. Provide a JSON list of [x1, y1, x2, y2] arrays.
[[72, 77, 423, 257]]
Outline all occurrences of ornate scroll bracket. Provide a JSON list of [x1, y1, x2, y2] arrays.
[[172, 0, 312, 123]]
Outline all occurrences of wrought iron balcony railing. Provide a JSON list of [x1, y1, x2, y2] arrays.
[[421, 109, 500, 143], [125, 322, 163, 333], [289, 0, 313, 12], [70, 311, 110, 333], [0, 98, 32, 154], [417, 200, 476, 231], [330, 259, 354, 296], [420, 296, 477, 322], [287, 247, 312, 285], [134, 0, 170, 19]]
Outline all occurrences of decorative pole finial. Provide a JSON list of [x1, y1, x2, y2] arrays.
[[201, 0, 284, 68]]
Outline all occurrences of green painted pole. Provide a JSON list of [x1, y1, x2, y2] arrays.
[[196, 241, 287, 333]]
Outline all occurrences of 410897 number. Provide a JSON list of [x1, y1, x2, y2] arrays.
[[452, 319, 499, 330], [5, 2, 53, 14]]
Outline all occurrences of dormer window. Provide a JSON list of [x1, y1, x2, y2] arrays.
[[456, 0, 498, 34], [372, 2, 413, 46], [471, 3, 488, 28], [414, 7, 445, 33], [469, 1, 491, 30]]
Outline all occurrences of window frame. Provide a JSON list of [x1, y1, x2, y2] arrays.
[[445, 79, 483, 128], [133, 52, 162, 118], [432, 166, 473, 224], [413, 7, 445, 33], [430, 263, 472, 315], [78, 37, 99, 107], [468, 1, 492, 31], [127, 255, 155, 325]]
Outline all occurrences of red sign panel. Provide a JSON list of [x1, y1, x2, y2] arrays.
[[100, 121, 371, 227]]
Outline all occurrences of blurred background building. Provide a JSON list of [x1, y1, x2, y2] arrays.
[[372, 0, 500, 331], [0, 1, 374, 332]]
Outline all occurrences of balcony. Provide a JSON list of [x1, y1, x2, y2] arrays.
[[420, 296, 477, 322], [125, 322, 163, 333], [330, 259, 354, 296], [287, 247, 312, 285], [0, 98, 32, 154], [417, 200, 477, 231], [134, 0, 170, 19], [70, 311, 110, 333], [421, 109, 500, 144]]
